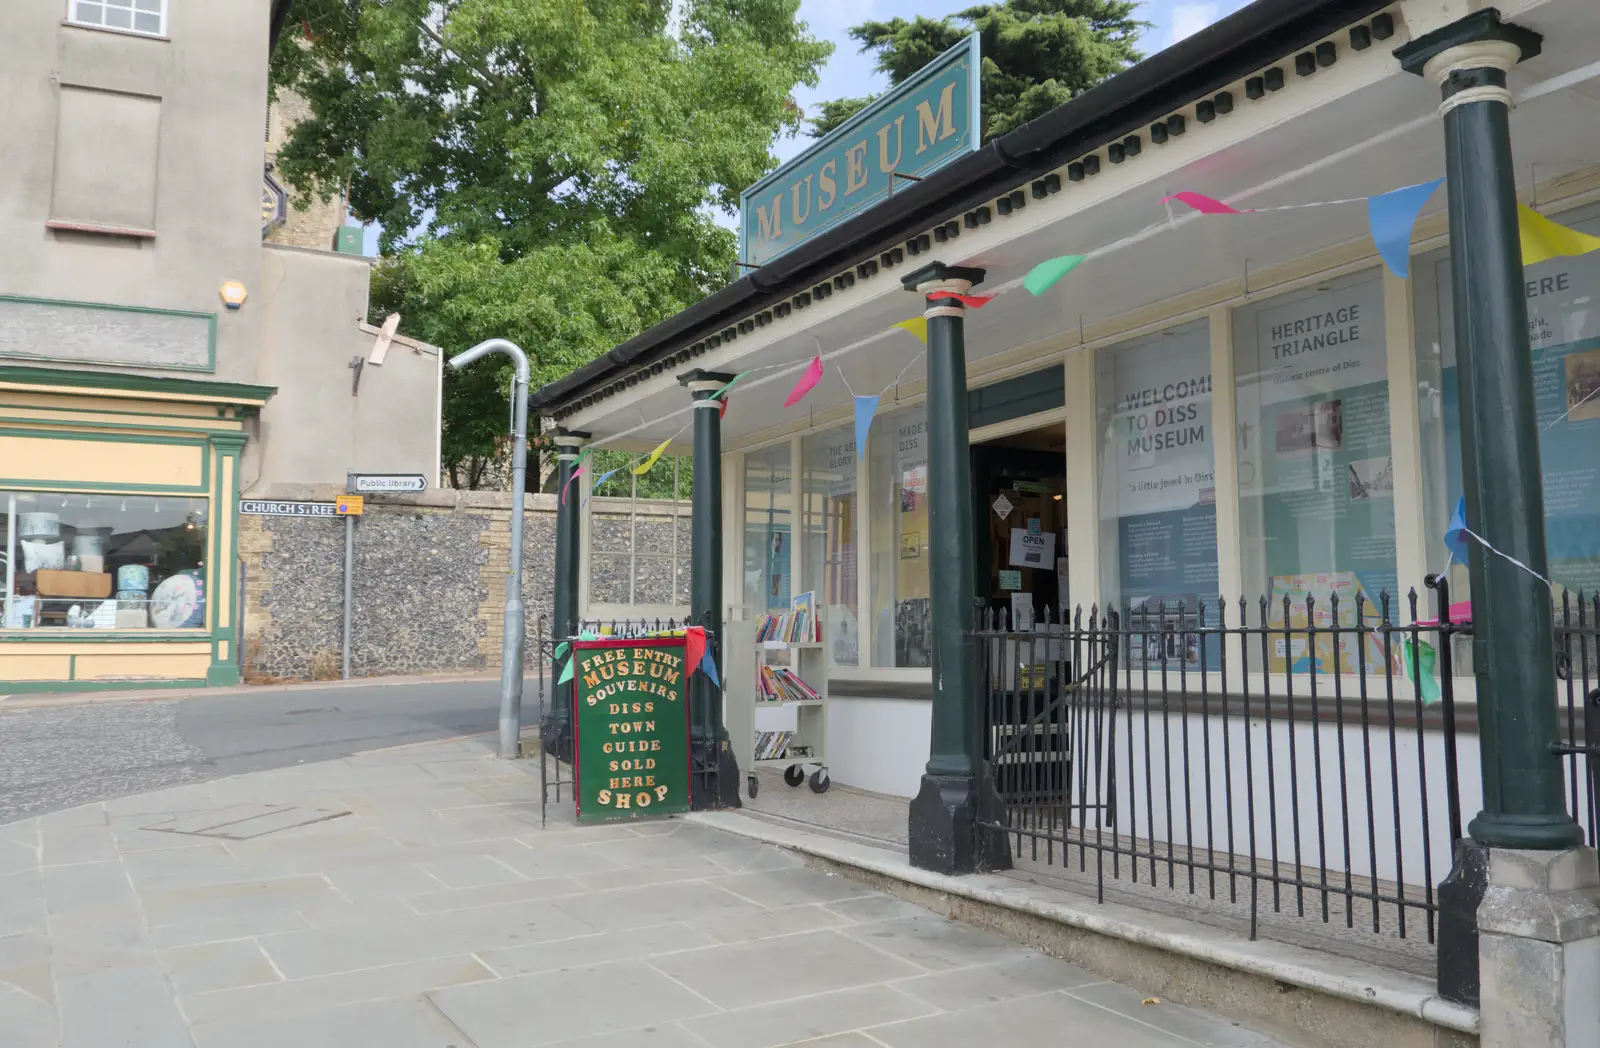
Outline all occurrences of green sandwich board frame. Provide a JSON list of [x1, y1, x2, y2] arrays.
[[572, 635, 693, 822]]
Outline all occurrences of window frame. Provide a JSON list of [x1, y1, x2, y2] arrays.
[[65, 0, 169, 39]]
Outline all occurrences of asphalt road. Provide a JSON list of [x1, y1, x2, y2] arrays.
[[0, 679, 532, 825]]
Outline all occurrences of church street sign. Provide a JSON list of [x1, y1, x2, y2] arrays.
[[738, 33, 981, 269]]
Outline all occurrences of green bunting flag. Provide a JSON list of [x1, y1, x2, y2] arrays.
[[1023, 255, 1087, 296], [557, 657, 574, 684]]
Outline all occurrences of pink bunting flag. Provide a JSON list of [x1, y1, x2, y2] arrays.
[[927, 290, 994, 308], [1163, 192, 1253, 215], [784, 356, 825, 408], [560, 464, 586, 505]]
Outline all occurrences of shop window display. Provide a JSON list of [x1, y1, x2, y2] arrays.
[[1234, 270, 1397, 673], [1095, 322, 1219, 629], [1415, 204, 1600, 600], [2, 492, 208, 630], [742, 444, 792, 613], [801, 426, 859, 665], [868, 405, 930, 667]]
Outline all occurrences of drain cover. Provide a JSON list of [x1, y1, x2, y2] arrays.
[[143, 804, 350, 839]]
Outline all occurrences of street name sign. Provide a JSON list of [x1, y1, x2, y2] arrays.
[[571, 636, 692, 823], [348, 473, 428, 494], [240, 500, 339, 517]]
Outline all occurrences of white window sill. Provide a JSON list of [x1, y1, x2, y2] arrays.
[[61, 19, 169, 42], [45, 220, 156, 240]]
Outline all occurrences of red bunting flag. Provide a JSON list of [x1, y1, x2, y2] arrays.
[[927, 290, 994, 308], [684, 626, 707, 679]]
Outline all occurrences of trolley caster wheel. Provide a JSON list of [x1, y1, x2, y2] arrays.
[[809, 770, 830, 794], [746, 774, 759, 799], [783, 765, 806, 787]]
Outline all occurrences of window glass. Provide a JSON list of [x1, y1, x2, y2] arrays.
[[868, 405, 930, 667], [802, 426, 858, 665], [1234, 270, 1397, 669], [1095, 322, 1218, 615], [2, 492, 207, 630], [1415, 204, 1600, 598], [742, 444, 791, 613], [68, 0, 166, 36]]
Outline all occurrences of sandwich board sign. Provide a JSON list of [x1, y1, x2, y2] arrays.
[[571, 635, 693, 822]]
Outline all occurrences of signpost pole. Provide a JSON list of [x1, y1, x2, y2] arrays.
[[449, 339, 533, 760], [341, 512, 353, 680]]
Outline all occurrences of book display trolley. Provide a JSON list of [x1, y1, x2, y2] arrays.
[[727, 595, 830, 798]]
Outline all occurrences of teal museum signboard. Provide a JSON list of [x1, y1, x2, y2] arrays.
[[739, 34, 982, 268]]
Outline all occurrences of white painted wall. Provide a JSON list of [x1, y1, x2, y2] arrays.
[[826, 696, 931, 798]]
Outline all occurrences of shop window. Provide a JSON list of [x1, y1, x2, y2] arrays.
[[1234, 269, 1397, 668], [868, 405, 930, 667], [1414, 203, 1600, 601], [586, 451, 691, 608], [743, 444, 791, 614], [2, 492, 207, 630], [68, 0, 166, 36], [1096, 322, 1218, 615], [801, 426, 858, 665]]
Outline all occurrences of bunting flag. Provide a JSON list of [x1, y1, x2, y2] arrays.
[[633, 437, 673, 476], [853, 394, 880, 456], [1519, 205, 1600, 266], [581, 466, 628, 507], [1163, 191, 1250, 215], [557, 657, 574, 684], [784, 355, 825, 407], [1024, 255, 1087, 296], [892, 317, 928, 342], [683, 626, 707, 679], [719, 396, 729, 420], [1444, 496, 1470, 564], [1368, 179, 1444, 279], [927, 290, 993, 309], [700, 650, 721, 689], [1402, 638, 1441, 705], [553, 641, 569, 662], [560, 463, 587, 504]]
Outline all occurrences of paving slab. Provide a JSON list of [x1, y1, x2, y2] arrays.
[[0, 733, 1295, 1048]]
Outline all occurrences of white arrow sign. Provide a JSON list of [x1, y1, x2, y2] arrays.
[[348, 473, 428, 494]]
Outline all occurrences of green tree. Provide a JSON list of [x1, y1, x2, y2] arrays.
[[272, 0, 830, 487], [811, 1, 1144, 140]]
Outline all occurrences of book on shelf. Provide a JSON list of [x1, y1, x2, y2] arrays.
[[754, 592, 821, 646], [754, 730, 795, 761], [757, 664, 821, 704]]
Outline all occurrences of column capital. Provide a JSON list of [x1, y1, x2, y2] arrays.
[[677, 369, 736, 398], [1395, 9, 1541, 85], [553, 427, 590, 453], [900, 261, 987, 297]]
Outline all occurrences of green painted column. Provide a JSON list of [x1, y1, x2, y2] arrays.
[[546, 427, 589, 762], [207, 431, 247, 687], [1397, 12, 1581, 850], [900, 262, 1010, 874], [679, 370, 742, 810]]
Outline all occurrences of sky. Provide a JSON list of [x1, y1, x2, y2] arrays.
[[360, 1, 1248, 254]]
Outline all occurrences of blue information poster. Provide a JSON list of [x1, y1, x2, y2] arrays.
[[1434, 244, 1600, 594]]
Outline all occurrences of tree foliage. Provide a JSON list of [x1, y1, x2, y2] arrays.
[[272, 0, 830, 486], [811, 0, 1144, 140]]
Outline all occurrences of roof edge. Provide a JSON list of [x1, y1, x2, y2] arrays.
[[531, 0, 1395, 411]]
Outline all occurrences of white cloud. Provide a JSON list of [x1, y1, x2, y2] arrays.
[[1169, 2, 1220, 45]]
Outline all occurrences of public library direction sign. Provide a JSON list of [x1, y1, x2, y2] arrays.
[[738, 34, 981, 268]]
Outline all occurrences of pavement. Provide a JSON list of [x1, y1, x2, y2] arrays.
[[0, 678, 507, 824], [0, 734, 1292, 1048]]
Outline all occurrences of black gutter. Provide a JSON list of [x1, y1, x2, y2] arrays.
[[531, 0, 1393, 410], [269, 0, 294, 52]]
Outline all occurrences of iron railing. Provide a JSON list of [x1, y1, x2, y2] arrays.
[[975, 579, 1600, 963]]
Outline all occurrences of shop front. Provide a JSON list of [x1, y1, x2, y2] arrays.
[[0, 366, 273, 692], [533, 0, 1599, 853]]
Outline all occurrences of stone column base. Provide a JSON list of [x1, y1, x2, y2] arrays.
[[908, 769, 1012, 875], [1477, 846, 1600, 1047], [689, 738, 742, 811]]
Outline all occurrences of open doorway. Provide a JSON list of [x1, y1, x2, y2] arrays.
[[971, 423, 1067, 628]]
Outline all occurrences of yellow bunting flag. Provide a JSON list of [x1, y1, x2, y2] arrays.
[[1520, 205, 1600, 267], [892, 317, 928, 343], [632, 437, 672, 476]]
